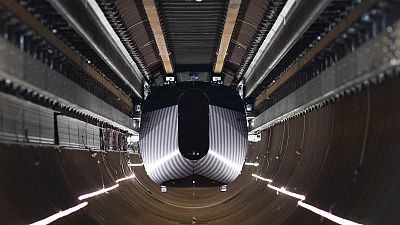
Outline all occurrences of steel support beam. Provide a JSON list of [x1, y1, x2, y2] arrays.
[[0, 0, 134, 107], [49, 0, 144, 98], [143, 0, 174, 74], [254, 0, 379, 108], [0, 37, 136, 133], [250, 19, 400, 133], [214, 0, 241, 74], [244, 0, 331, 98]]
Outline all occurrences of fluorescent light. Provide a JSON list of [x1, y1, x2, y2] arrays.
[[127, 162, 144, 167], [30, 202, 88, 225], [298, 201, 363, 225], [115, 174, 135, 183], [245, 162, 259, 167], [267, 184, 305, 201], [145, 150, 180, 173], [208, 150, 242, 172], [252, 174, 273, 183], [78, 184, 119, 200]]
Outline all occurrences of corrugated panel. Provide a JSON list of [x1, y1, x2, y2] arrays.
[[140, 106, 192, 184], [57, 115, 101, 149], [195, 106, 247, 183], [0, 92, 54, 144], [139, 105, 247, 184]]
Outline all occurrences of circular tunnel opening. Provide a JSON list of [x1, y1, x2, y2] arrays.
[[178, 89, 209, 160]]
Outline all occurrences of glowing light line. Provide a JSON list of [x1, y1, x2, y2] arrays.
[[251, 174, 273, 183], [78, 184, 119, 200], [298, 201, 363, 225], [267, 184, 306, 201], [245, 162, 259, 167], [30, 202, 88, 225], [116, 174, 136, 183], [127, 162, 144, 167]]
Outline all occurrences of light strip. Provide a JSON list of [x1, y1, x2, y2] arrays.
[[115, 174, 136, 183], [245, 162, 259, 167], [127, 162, 144, 167], [30, 202, 88, 225], [298, 201, 363, 225], [251, 174, 273, 183], [208, 150, 242, 172], [146, 150, 180, 173], [267, 184, 306, 201], [78, 184, 119, 201]]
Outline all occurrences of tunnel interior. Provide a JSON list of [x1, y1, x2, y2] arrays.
[[0, 0, 399, 224]]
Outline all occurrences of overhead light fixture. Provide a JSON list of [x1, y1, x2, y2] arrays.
[[161, 185, 167, 193]]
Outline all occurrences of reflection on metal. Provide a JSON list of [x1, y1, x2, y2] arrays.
[[297, 201, 363, 225], [214, 0, 242, 73], [244, 162, 259, 167], [140, 105, 247, 184], [29, 202, 88, 225], [244, 0, 331, 97], [0, 0, 133, 107], [143, 0, 174, 74]]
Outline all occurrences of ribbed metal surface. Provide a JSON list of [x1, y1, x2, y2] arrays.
[[140, 106, 192, 184], [139, 104, 247, 184], [0, 92, 54, 144], [194, 105, 247, 184], [157, 0, 228, 69]]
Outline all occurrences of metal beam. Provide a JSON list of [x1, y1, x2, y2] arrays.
[[0, 37, 137, 132], [250, 19, 400, 133], [49, 0, 144, 98], [0, 0, 133, 108], [214, 0, 241, 74], [253, 0, 379, 108], [244, 0, 331, 98], [143, 0, 174, 74]]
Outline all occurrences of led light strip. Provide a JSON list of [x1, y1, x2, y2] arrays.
[[127, 162, 144, 167], [267, 184, 306, 201], [252, 174, 363, 225], [78, 184, 119, 201], [245, 162, 259, 167], [298, 201, 363, 225], [29, 202, 88, 225], [116, 174, 136, 183], [252, 174, 273, 182]]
